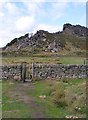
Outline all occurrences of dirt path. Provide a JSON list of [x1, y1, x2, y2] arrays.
[[10, 82, 46, 118]]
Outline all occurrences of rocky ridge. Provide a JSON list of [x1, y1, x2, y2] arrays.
[[2, 23, 88, 55]]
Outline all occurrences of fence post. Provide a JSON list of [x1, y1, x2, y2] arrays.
[[20, 63, 22, 81], [20, 62, 26, 82], [32, 63, 34, 78], [23, 63, 26, 82]]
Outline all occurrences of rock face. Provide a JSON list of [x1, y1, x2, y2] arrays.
[[63, 23, 88, 37], [47, 41, 63, 52], [3, 30, 64, 52], [2, 23, 88, 54], [4, 33, 31, 50]]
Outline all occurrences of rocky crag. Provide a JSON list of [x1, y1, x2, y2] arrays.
[[2, 23, 88, 56]]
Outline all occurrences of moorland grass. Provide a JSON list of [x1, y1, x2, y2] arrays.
[[2, 78, 86, 118], [2, 56, 85, 65]]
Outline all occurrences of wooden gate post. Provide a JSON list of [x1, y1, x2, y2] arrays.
[[20, 63, 22, 81], [20, 62, 26, 82], [23, 63, 26, 82], [32, 63, 34, 78]]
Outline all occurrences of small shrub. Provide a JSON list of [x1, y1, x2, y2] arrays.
[[45, 80, 55, 96], [62, 78, 69, 83], [52, 89, 67, 107], [65, 88, 78, 107], [52, 83, 67, 107]]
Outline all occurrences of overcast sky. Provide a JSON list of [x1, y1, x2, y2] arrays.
[[0, 0, 87, 47]]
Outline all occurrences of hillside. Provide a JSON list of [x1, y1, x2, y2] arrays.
[[2, 23, 87, 56]]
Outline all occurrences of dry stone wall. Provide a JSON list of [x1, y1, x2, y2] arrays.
[[0, 64, 88, 80], [0, 65, 21, 80], [33, 64, 88, 79]]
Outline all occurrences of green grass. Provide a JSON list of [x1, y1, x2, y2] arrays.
[[59, 56, 85, 64], [2, 56, 85, 65], [2, 56, 59, 64], [2, 78, 86, 118], [2, 80, 31, 118], [34, 97, 68, 118], [27, 79, 86, 118]]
